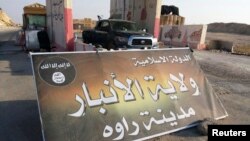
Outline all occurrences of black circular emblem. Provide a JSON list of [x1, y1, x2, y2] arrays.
[[38, 56, 76, 86]]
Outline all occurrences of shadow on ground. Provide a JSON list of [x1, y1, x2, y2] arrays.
[[0, 41, 33, 76], [0, 100, 43, 141]]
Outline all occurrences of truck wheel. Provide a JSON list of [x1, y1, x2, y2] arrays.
[[83, 38, 89, 44], [107, 41, 116, 50]]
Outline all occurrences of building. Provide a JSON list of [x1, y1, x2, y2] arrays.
[[0, 8, 16, 26], [23, 3, 46, 30], [73, 18, 96, 32]]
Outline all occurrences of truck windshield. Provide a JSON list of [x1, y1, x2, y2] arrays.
[[110, 21, 138, 31]]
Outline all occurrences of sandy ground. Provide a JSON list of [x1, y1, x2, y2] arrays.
[[206, 32, 250, 44], [149, 51, 250, 141], [195, 51, 250, 123], [0, 29, 249, 141]]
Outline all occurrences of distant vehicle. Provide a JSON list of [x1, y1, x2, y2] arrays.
[[82, 19, 158, 50]]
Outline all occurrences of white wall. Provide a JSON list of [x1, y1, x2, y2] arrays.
[[46, 0, 66, 49], [160, 25, 207, 49]]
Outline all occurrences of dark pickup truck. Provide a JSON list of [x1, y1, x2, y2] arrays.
[[82, 19, 157, 50]]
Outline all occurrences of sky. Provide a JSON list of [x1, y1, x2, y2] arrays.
[[0, 0, 249, 25]]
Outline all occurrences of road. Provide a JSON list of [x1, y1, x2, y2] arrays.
[[0, 28, 43, 141], [0, 28, 249, 141], [194, 51, 250, 124], [0, 27, 20, 42]]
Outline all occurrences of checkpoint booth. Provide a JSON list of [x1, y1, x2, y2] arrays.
[[22, 3, 47, 51], [23, 3, 46, 30]]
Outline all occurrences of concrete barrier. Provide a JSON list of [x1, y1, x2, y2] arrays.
[[206, 40, 233, 52], [15, 31, 25, 46], [74, 41, 96, 51], [206, 40, 250, 56], [232, 44, 250, 56], [160, 15, 185, 26], [160, 25, 207, 49]]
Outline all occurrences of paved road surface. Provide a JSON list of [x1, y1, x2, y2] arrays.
[[0, 28, 43, 141]]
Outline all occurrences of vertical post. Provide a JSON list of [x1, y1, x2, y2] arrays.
[[46, 0, 52, 43], [123, 0, 126, 19], [153, 0, 162, 39], [46, 0, 73, 51], [64, 0, 74, 51]]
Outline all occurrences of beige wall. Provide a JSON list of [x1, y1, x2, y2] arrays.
[[160, 25, 207, 49], [73, 18, 96, 30], [110, 0, 162, 36]]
